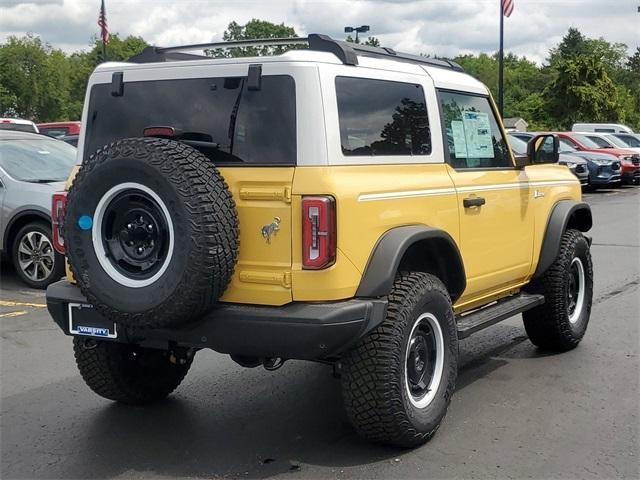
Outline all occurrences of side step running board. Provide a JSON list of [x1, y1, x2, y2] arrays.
[[456, 292, 545, 339]]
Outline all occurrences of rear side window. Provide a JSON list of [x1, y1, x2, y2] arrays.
[[84, 75, 296, 165], [40, 127, 69, 138], [335, 77, 431, 156], [438, 91, 511, 169], [585, 135, 614, 148]]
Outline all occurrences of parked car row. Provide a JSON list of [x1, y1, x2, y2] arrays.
[[0, 118, 81, 146], [510, 130, 640, 188], [0, 121, 637, 290], [0, 131, 76, 288]]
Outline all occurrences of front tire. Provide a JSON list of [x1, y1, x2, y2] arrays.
[[341, 272, 458, 448], [523, 229, 593, 351], [73, 338, 193, 405]]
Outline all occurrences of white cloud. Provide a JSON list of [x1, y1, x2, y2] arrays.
[[1, 0, 638, 63]]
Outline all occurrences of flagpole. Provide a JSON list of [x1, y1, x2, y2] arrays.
[[102, 38, 107, 62], [498, 0, 504, 117]]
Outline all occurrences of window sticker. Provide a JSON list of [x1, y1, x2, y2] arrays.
[[461, 111, 494, 159], [451, 121, 467, 158]]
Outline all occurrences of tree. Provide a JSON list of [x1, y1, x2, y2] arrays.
[[0, 34, 71, 121], [545, 55, 620, 128], [65, 34, 148, 118], [345, 35, 381, 47], [208, 19, 301, 57]]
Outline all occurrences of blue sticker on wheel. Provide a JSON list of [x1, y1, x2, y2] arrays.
[[78, 215, 93, 230]]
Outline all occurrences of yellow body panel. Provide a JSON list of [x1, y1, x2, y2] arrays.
[[216, 167, 295, 306], [291, 164, 459, 301], [64, 160, 581, 310]]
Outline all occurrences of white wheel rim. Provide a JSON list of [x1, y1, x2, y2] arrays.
[[568, 257, 586, 324], [405, 312, 445, 409], [92, 182, 174, 288]]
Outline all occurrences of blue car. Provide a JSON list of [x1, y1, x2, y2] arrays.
[[511, 132, 622, 188]]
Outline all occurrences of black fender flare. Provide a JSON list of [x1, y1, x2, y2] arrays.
[[355, 225, 466, 302], [533, 200, 592, 279], [2, 209, 51, 252]]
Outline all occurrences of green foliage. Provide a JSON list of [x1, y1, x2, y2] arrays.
[[0, 34, 71, 121], [207, 19, 301, 57], [454, 28, 640, 131], [0, 25, 638, 130], [0, 33, 147, 121], [345, 35, 381, 47]]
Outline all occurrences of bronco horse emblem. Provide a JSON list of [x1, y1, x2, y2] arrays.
[[261, 217, 281, 244]]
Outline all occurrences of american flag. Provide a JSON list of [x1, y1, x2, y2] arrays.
[[98, 0, 109, 44], [502, 0, 514, 17]]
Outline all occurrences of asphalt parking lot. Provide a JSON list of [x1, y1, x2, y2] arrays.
[[1, 186, 638, 480]]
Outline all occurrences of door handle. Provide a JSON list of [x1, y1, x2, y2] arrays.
[[463, 196, 486, 208]]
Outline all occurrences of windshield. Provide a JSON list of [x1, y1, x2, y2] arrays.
[[0, 123, 37, 133], [571, 134, 604, 149], [507, 135, 528, 155], [0, 137, 76, 182], [612, 134, 640, 148], [585, 135, 615, 148]]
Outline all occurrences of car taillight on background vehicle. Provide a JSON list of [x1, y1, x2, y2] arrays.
[[302, 196, 336, 269], [51, 192, 67, 254]]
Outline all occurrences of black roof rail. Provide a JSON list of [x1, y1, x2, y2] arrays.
[[307, 33, 464, 71], [127, 34, 464, 72]]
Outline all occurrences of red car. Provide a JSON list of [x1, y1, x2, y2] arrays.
[[557, 132, 640, 185], [37, 121, 81, 139]]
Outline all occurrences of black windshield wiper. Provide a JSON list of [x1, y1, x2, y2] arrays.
[[228, 78, 245, 155]]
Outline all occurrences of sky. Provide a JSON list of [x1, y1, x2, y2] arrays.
[[1, 0, 638, 63]]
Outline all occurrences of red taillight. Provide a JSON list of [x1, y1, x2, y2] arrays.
[[302, 196, 336, 269], [143, 126, 177, 137], [51, 192, 67, 254]]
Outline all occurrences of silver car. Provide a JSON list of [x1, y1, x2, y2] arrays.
[[0, 131, 76, 288]]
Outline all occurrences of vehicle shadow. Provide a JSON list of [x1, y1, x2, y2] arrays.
[[1, 323, 546, 480]]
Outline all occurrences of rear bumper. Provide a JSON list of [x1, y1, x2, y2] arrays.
[[46, 281, 387, 361]]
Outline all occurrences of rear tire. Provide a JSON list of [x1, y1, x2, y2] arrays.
[[73, 338, 193, 405], [11, 222, 64, 289], [523, 229, 593, 351], [341, 272, 458, 448]]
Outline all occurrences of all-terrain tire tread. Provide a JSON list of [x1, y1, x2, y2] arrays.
[[73, 338, 192, 404], [341, 272, 457, 448], [65, 138, 239, 327], [523, 229, 593, 350]]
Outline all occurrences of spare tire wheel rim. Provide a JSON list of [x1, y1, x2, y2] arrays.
[[92, 182, 175, 288], [405, 312, 445, 409], [567, 256, 585, 324]]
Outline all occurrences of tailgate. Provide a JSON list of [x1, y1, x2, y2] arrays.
[[218, 167, 294, 305]]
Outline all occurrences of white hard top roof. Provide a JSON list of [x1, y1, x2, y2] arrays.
[[96, 48, 488, 95]]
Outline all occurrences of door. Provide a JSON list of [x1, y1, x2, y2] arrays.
[[438, 90, 534, 299]]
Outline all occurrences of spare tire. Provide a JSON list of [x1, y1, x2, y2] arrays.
[[64, 137, 239, 328]]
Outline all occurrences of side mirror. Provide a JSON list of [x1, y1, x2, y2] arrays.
[[527, 134, 560, 164]]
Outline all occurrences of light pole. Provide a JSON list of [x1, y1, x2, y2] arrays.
[[344, 25, 370, 44]]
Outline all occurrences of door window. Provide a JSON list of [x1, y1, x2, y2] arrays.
[[335, 77, 431, 156], [439, 91, 511, 169]]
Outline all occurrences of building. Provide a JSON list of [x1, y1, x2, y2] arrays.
[[503, 117, 529, 132]]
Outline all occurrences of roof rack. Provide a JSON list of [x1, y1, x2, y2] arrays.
[[127, 33, 464, 72]]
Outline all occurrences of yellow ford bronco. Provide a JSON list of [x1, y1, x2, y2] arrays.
[[46, 35, 593, 448]]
